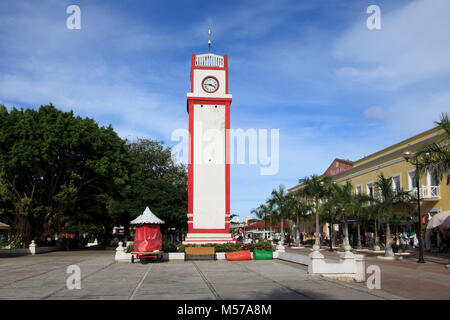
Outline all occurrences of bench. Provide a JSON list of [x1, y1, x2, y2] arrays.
[[185, 246, 215, 261]]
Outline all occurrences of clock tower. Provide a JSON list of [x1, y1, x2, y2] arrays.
[[183, 50, 234, 244]]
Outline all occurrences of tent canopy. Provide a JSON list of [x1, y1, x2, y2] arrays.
[[0, 222, 10, 230], [131, 206, 165, 225]]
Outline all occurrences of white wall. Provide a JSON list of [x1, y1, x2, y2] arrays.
[[193, 104, 226, 229]]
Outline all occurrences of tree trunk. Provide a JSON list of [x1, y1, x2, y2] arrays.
[[385, 222, 394, 257], [357, 223, 362, 249], [374, 218, 380, 250], [328, 222, 333, 251], [314, 199, 320, 248], [344, 221, 350, 250]]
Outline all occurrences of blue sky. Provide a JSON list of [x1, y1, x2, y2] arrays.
[[1, 0, 449, 221]]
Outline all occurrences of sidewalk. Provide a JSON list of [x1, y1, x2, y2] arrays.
[[285, 245, 450, 299]]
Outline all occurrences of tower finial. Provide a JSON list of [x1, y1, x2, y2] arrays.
[[208, 29, 211, 53]]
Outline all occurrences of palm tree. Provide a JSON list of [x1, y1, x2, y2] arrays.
[[267, 185, 293, 246], [318, 186, 338, 251], [374, 174, 413, 257], [251, 203, 272, 239], [415, 112, 450, 185], [297, 175, 333, 250], [291, 198, 312, 246], [353, 193, 373, 249], [332, 182, 355, 250]]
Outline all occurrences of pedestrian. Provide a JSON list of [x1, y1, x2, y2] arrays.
[[349, 233, 354, 247]]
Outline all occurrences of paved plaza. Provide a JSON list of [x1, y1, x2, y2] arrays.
[[0, 250, 407, 300], [285, 247, 450, 300]]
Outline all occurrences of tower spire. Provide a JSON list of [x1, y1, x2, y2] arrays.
[[208, 29, 211, 53]]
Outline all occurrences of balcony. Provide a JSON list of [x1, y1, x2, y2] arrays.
[[408, 186, 440, 201]]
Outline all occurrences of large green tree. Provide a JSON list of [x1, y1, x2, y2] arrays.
[[0, 104, 130, 245], [374, 174, 413, 257], [297, 175, 333, 249], [107, 138, 188, 238]]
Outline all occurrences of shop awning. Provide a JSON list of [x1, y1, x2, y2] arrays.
[[426, 211, 450, 230]]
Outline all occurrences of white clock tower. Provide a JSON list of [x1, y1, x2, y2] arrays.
[[183, 45, 234, 244]]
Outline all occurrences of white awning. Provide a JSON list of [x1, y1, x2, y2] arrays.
[[130, 207, 165, 225], [427, 211, 450, 230]]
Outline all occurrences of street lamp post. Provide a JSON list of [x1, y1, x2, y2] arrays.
[[403, 151, 426, 264]]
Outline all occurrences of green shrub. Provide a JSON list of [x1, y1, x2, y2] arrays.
[[303, 239, 315, 245], [178, 241, 273, 253], [126, 241, 134, 253], [0, 239, 9, 248], [399, 244, 409, 252], [391, 244, 399, 253], [9, 234, 23, 249], [162, 241, 178, 252]]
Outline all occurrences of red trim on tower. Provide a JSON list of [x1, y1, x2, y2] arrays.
[[224, 55, 228, 94], [188, 100, 194, 234], [189, 228, 229, 234], [225, 103, 230, 233], [190, 54, 195, 93], [193, 66, 226, 71]]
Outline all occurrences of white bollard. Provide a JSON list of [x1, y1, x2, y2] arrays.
[[29, 240, 37, 255]]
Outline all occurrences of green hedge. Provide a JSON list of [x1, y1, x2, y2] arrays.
[[177, 241, 273, 253]]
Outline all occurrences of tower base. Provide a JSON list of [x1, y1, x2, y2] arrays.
[[183, 233, 235, 244]]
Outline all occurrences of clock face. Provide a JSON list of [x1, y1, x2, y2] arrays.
[[202, 76, 219, 93]]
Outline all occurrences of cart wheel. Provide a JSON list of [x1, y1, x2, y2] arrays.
[[131, 255, 134, 264]]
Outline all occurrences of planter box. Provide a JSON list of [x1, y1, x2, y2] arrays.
[[253, 249, 273, 260], [216, 252, 226, 260], [165, 252, 185, 260]]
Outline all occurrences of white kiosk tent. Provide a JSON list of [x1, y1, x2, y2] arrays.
[[0, 222, 11, 230], [130, 207, 165, 263]]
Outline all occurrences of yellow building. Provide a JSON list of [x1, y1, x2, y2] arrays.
[[332, 126, 449, 217], [288, 125, 449, 239]]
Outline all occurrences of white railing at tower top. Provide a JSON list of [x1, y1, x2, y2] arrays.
[[195, 53, 224, 67]]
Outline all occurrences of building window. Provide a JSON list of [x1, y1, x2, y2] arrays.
[[392, 174, 401, 192], [356, 185, 362, 195], [407, 170, 417, 190], [366, 182, 374, 197]]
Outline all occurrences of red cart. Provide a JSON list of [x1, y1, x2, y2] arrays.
[[130, 207, 165, 264]]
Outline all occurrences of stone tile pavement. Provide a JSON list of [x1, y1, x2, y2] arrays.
[[0, 250, 404, 300], [285, 246, 450, 300]]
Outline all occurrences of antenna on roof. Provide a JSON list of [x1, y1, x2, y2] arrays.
[[208, 29, 211, 53]]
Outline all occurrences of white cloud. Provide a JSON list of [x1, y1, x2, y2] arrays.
[[364, 106, 390, 119], [333, 0, 450, 89]]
